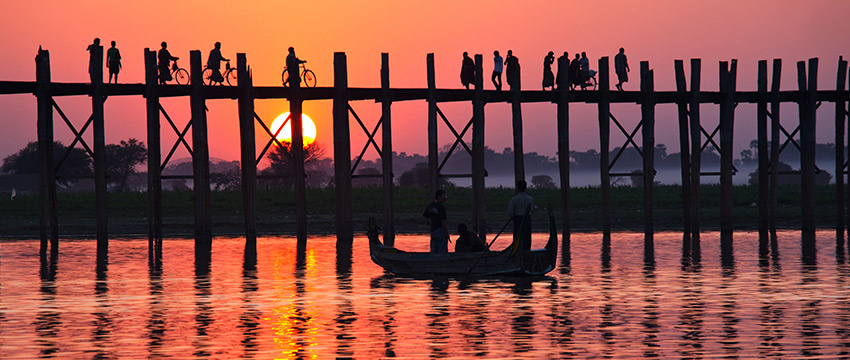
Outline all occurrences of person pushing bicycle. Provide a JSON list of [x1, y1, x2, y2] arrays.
[[285, 47, 306, 87], [158, 42, 179, 84], [207, 42, 230, 84]]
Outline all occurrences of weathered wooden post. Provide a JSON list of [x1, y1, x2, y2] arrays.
[[237, 53, 257, 247], [674, 60, 691, 237], [556, 55, 571, 246], [769, 60, 782, 236], [190, 50, 212, 256], [333, 52, 353, 243], [144, 49, 162, 257], [835, 57, 848, 243], [597, 57, 612, 234], [689, 59, 702, 245], [472, 54, 486, 238], [757, 60, 769, 249], [640, 61, 655, 245], [381, 53, 395, 245], [289, 55, 307, 246], [719, 60, 737, 240], [35, 48, 58, 256], [426, 54, 438, 198], [91, 44, 108, 252], [799, 58, 818, 235], [511, 58, 525, 185]]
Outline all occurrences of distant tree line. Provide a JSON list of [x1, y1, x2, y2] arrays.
[[2, 138, 840, 192]]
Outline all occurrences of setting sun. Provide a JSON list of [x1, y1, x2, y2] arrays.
[[270, 112, 317, 147]]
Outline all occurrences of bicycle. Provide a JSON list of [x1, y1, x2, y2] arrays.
[[168, 60, 190, 85], [203, 60, 237, 86], [281, 62, 317, 88], [571, 69, 597, 91]]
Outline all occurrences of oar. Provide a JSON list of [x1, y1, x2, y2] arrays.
[[464, 217, 513, 277]]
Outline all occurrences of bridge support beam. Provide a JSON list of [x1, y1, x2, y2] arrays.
[[472, 54, 486, 239], [237, 53, 257, 251], [640, 61, 655, 248], [333, 52, 353, 244], [190, 50, 212, 262], [556, 55, 571, 255], [36, 48, 58, 257], [144, 49, 163, 262], [381, 53, 395, 245]]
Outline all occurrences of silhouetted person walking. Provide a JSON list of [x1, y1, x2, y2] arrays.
[[580, 51, 590, 83], [507, 180, 534, 251], [615, 47, 630, 91], [286, 47, 306, 87], [423, 189, 449, 254], [492, 50, 503, 91], [207, 42, 230, 84], [569, 53, 581, 89], [460, 52, 475, 89], [86, 38, 101, 83], [542, 51, 555, 90], [106, 41, 121, 84], [556, 52, 569, 89], [158, 42, 178, 85], [505, 50, 520, 90]]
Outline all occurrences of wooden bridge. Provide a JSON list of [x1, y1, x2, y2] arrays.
[[2, 46, 849, 263]]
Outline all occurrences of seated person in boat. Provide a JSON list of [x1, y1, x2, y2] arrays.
[[423, 189, 450, 253], [455, 223, 486, 252]]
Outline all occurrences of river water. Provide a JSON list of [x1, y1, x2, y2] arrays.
[[1, 231, 849, 358]]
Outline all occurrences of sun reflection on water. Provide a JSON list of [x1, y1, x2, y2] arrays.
[[0, 231, 849, 358]]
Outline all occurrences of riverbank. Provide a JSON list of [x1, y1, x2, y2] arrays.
[[0, 184, 839, 239]]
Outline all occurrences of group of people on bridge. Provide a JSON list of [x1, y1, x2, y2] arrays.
[[460, 48, 630, 91], [86, 38, 308, 87]]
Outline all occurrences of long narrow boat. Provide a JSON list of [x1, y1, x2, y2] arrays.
[[368, 210, 558, 277]]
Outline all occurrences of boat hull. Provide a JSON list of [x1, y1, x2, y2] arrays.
[[368, 212, 558, 277]]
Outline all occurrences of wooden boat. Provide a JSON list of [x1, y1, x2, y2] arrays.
[[368, 210, 558, 277]]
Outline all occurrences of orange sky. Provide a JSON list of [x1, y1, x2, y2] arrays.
[[1, 1, 848, 165]]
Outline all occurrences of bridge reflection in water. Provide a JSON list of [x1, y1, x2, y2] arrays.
[[0, 231, 848, 358]]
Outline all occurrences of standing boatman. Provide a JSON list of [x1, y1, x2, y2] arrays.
[[507, 180, 534, 250]]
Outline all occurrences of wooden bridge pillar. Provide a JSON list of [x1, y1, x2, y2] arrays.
[[190, 51, 212, 257], [91, 44, 108, 252], [472, 54, 486, 238], [381, 53, 395, 245], [719, 60, 737, 240], [674, 60, 691, 237], [35, 48, 58, 257], [237, 53, 257, 248], [333, 52, 353, 243], [510, 59, 525, 185], [798, 58, 818, 235], [757, 60, 770, 250], [144, 49, 162, 259], [688, 59, 702, 245], [597, 57, 612, 234], [556, 55, 571, 245], [769, 60, 782, 236], [426, 54, 438, 199], [289, 57, 307, 246], [640, 61, 655, 245], [835, 57, 848, 244]]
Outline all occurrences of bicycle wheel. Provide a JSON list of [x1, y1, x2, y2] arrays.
[[589, 76, 597, 90], [226, 69, 237, 86], [282, 68, 289, 87], [175, 68, 190, 85], [202, 68, 215, 85], [302, 69, 317, 88]]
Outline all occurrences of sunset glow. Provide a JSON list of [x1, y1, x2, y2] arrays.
[[270, 112, 317, 147]]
